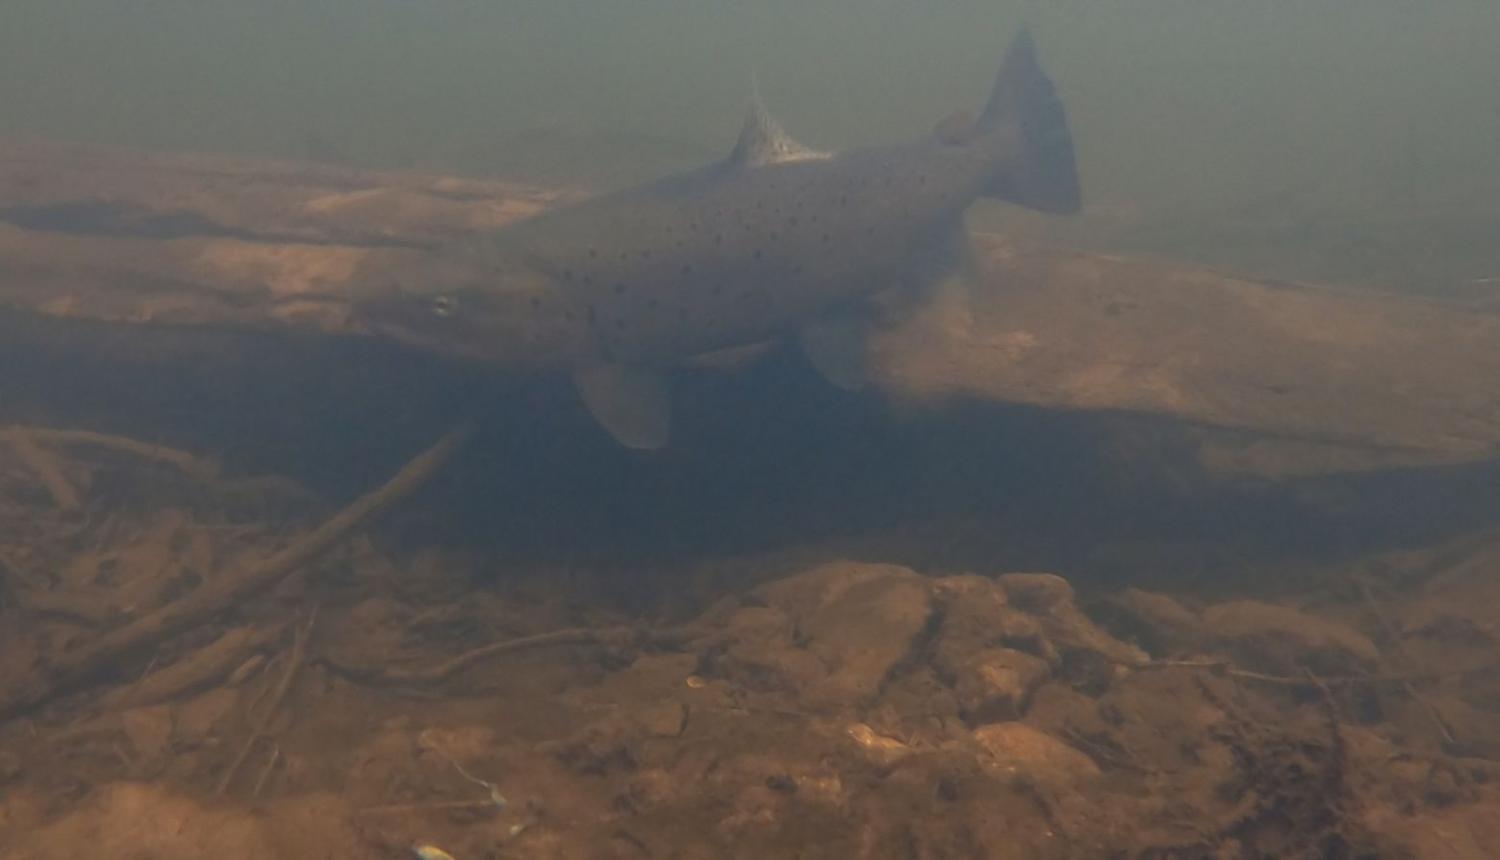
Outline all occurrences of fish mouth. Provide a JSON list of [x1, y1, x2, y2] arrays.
[[349, 298, 497, 364]]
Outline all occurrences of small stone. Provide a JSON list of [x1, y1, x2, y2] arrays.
[[972, 722, 1100, 787], [997, 573, 1075, 612], [998, 572, 1148, 673], [846, 722, 911, 764], [952, 648, 1051, 724], [765, 773, 797, 794]]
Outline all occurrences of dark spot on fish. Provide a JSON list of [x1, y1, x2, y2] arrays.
[[678, 308, 688, 321], [583, 275, 594, 286], [615, 318, 625, 330], [753, 249, 763, 260], [562, 268, 574, 281], [714, 233, 723, 245], [588, 248, 598, 259], [648, 298, 660, 309], [613, 282, 626, 295], [839, 194, 848, 206], [619, 251, 628, 261], [788, 216, 798, 227], [529, 297, 540, 310], [769, 230, 779, 241], [822, 233, 831, 243], [680, 265, 693, 276], [641, 250, 653, 260], [586, 305, 597, 324], [712, 283, 724, 294]]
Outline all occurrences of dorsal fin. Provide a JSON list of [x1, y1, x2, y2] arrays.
[[726, 86, 827, 168]]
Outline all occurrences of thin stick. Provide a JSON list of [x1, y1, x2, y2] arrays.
[[327, 624, 698, 687], [99, 625, 283, 710], [1354, 578, 1459, 747], [1129, 658, 1469, 689], [250, 743, 281, 800], [216, 610, 315, 796], [356, 799, 506, 817], [1302, 666, 1350, 802], [0, 423, 473, 721], [5, 426, 219, 480]]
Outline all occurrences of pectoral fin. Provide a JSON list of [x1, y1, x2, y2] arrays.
[[799, 316, 870, 391], [573, 364, 671, 450]]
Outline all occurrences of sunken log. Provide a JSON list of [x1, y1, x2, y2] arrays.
[[1, 137, 1497, 477]]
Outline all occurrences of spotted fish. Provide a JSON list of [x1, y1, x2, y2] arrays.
[[354, 29, 1080, 449]]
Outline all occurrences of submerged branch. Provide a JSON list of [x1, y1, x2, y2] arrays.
[[217, 609, 317, 797], [326, 623, 704, 688], [0, 423, 473, 721], [19, 426, 222, 480]]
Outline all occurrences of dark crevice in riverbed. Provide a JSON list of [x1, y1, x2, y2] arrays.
[[5, 308, 1500, 593]]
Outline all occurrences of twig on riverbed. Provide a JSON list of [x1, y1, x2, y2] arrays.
[[216, 609, 316, 797], [326, 624, 705, 687], [0, 423, 474, 721]]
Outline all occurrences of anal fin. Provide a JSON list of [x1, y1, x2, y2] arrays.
[[573, 364, 671, 450]]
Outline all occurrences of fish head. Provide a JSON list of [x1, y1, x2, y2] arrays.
[[351, 241, 575, 365]]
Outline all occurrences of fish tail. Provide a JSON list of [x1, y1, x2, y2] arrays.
[[975, 28, 1081, 214]]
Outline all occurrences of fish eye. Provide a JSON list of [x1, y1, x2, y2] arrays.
[[430, 295, 458, 317]]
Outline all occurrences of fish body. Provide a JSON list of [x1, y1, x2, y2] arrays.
[[355, 29, 1080, 448]]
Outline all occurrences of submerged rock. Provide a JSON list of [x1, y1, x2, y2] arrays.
[[753, 561, 935, 708], [997, 573, 1149, 673], [1097, 587, 1204, 656], [972, 722, 1101, 787], [951, 647, 1051, 725], [931, 574, 1054, 666], [1201, 600, 1378, 675]]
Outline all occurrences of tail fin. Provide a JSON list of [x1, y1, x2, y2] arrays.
[[976, 28, 1081, 214]]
